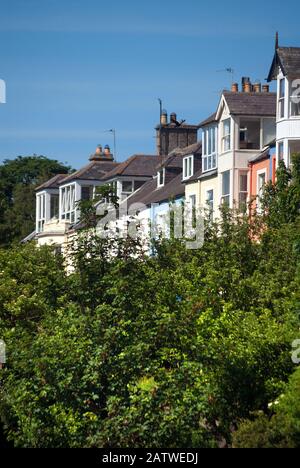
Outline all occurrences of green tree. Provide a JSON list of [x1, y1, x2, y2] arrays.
[[0, 157, 300, 448], [233, 367, 300, 448], [0, 155, 72, 246]]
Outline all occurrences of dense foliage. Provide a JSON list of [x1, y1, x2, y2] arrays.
[[0, 155, 300, 448], [0, 156, 72, 246]]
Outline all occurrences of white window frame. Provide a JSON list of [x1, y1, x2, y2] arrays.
[[222, 118, 231, 153], [36, 192, 46, 233], [60, 183, 76, 223], [239, 171, 248, 208], [221, 170, 231, 206], [183, 155, 194, 180], [278, 78, 285, 120], [157, 168, 165, 188], [189, 194, 196, 208], [202, 126, 217, 172], [120, 180, 134, 201], [257, 169, 267, 212]]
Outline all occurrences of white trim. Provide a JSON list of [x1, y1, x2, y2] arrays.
[[256, 169, 267, 212], [202, 126, 218, 172], [60, 182, 77, 223], [182, 155, 194, 180], [157, 168, 165, 188]]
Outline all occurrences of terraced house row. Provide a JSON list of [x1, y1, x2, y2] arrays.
[[27, 37, 300, 249]]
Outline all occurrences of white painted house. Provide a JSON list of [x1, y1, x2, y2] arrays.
[[192, 81, 276, 213], [267, 37, 300, 167]]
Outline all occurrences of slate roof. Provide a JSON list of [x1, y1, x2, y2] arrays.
[[102, 155, 158, 180], [268, 47, 300, 81], [126, 173, 185, 208], [248, 148, 271, 164], [59, 160, 119, 185], [35, 174, 69, 192], [119, 142, 201, 209], [157, 141, 202, 170], [198, 112, 217, 128], [223, 91, 276, 116]]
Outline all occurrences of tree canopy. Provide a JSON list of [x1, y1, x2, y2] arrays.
[[0, 155, 72, 246], [0, 155, 299, 448]]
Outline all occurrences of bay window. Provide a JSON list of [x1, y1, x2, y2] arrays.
[[37, 193, 46, 232], [290, 79, 300, 116], [222, 119, 231, 152], [61, 184, 76, 223], [279, 78, 285, 119], [202, 126, 217, 172], [50, 195, 59, 219]]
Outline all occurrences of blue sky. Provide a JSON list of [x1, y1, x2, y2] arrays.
[[0, 0, 299, 169]]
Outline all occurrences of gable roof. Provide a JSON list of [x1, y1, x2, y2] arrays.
[[268, 47, 300, 82], [102, 154, 158, 180], [59, 160, 119, 185], [35, 174, 69, 192], [222, 91, 276, 116], [198, 112, 217, 128]]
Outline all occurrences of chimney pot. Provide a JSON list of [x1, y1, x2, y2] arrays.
[[262, 84, 269, 93], [253, 82, 262, 93], [170, 112, 177, 123], [244, 82, 252, 93], [95, 144, 103, 155], [161, 110, 168, 125], [231, 83, 239, 92], [104, 144, 110, 155], [242, 76, 251, 92]]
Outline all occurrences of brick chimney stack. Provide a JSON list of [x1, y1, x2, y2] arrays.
[[156, 112, 198, 157], [231, 83, 239, 92]]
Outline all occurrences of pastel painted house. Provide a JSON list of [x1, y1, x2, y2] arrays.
[[248, 144, 276, 211]]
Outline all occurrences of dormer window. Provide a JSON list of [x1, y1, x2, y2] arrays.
[[157, 169, 165, 188], [279, 78, 285, 119], [290, 79, 300, 116], [183, 155, 194, 180], [203, 126, 217, 171]]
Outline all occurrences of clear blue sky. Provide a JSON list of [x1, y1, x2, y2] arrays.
[[0, 0, 299, 169]]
